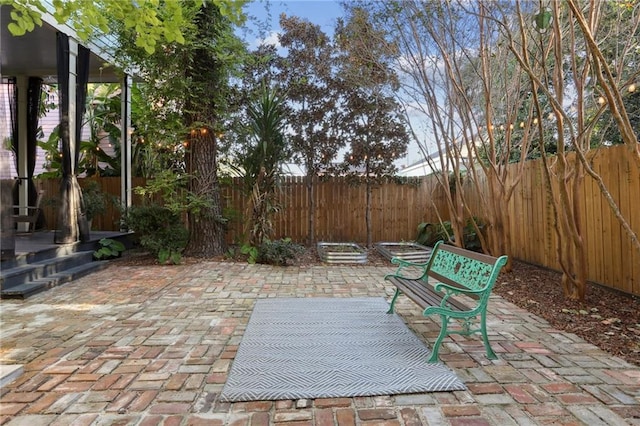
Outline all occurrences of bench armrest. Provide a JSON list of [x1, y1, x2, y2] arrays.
[[390, 256, 428, 267], [390, 256, 430, 279]]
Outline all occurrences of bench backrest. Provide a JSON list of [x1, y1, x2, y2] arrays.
[[425, 241, 508, 295]]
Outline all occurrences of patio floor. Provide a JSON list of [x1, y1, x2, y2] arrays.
[[0, 260, 638, 425]]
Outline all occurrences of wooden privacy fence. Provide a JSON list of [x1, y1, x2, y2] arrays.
[[34, 144, 639, 295]]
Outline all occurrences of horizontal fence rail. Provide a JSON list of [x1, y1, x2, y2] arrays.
[[33, 145, 639, 296]]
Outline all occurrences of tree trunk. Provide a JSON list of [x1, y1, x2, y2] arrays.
[[306, 170, 315, 245], [184, 133, 227, 257], [365, 178, 372, 248]]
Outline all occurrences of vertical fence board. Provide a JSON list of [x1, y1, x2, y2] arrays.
[[629, 154, 640, 295]]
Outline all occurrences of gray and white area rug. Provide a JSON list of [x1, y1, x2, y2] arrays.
[[220, 297, 466, 402]]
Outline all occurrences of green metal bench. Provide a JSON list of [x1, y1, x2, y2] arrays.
[[385, 240, 508, 363]]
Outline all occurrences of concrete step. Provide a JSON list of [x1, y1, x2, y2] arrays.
[[1, 251, 96, 290], [1, 260, 109, 299], [0, 365, 24, 388]]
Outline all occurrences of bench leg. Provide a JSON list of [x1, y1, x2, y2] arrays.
[[480, 310, 497, 360], [386, 288, 401, 314], [427, 314, 449, 363]]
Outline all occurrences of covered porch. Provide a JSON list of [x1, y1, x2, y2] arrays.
[[1, 4, 133, 253]]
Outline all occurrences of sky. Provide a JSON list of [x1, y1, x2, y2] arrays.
[[241, 0, 344, 48]]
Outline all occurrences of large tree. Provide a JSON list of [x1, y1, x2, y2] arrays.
[[114, 2, 246, 257], [277, 14, 344, 244], [335, 7, 410, 247]]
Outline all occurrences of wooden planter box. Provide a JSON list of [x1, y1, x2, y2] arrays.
[[317, 242, 368, 264], [374, 242, 432, 263]]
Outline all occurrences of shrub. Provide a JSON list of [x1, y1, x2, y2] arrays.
[[123, 205, 188, 264], [256, 238, 304, 266], [416, 221, 454, 247], [93, 238, 126, 260], [416, 217, 484, 251]]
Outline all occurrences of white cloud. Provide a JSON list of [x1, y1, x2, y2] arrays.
[[254, 30, 281, 49]]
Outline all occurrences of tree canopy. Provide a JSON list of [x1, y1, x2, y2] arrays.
[[4, 0, 246, 53]]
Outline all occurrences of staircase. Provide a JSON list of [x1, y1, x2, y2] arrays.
[[0, 231, 132, 299]]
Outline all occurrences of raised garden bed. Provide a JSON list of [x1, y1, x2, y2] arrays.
[[374, 242, 432, 263], [317, 242, 368, 264]]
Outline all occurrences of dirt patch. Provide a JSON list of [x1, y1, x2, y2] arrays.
[[115, 246, 640, 366]]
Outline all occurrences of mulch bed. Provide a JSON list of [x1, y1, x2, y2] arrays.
[[115, 246, 640, 367], [492, 260, 640, 367]]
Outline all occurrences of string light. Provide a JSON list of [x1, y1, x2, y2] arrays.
[[597, 96, 606, 105], [519, 122, 525, 128], [533, 118, 539, 124], [629, 84, 636, 93]]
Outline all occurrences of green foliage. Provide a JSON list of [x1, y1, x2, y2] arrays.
[[111, 2, 246, 257], [416, 217, 484, 250], [6, 1, 246, 54], [158, 248, 182, 265], [240, 87, 289, 246], [133, 170, 211, 217], [37, 84, 123, 178], [240, 243, 259, 264], [123, 205, 188, 264], [93, 238, 125, 260], [81, 180, 111, 221], [462, 217, 485, 251], [37, 126, 62, 178], [416, 221, 454, 247], [256, 238, 304, 266], [81, 84, 123, 177]]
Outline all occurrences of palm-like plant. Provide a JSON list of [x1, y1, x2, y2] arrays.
[[242, 87, 290, 246]]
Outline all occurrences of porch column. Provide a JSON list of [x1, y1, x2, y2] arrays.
[[16, 76, 28, 232], [120, 73, 132, 226]]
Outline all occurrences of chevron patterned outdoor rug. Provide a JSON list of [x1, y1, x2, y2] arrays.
[[220, 297, 466, 402]]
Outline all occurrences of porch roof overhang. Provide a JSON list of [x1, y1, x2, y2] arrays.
[[1, 5, 124, 83]]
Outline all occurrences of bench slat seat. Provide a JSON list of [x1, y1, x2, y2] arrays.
[[390, 277, 470, 312], [384, 240, 508, 363]]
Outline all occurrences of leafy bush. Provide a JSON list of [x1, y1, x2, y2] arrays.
[[462, 217, 485, 251], [416, 221, 454, 247], [240, 243, 259, 264], [123, 205, 188, 264], [416, 217, 484, 251], [256, 238, 304, 266], [93, 238, 126, 260]]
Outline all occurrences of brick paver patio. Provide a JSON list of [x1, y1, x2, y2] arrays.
[[0, 261, 638, 425]]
